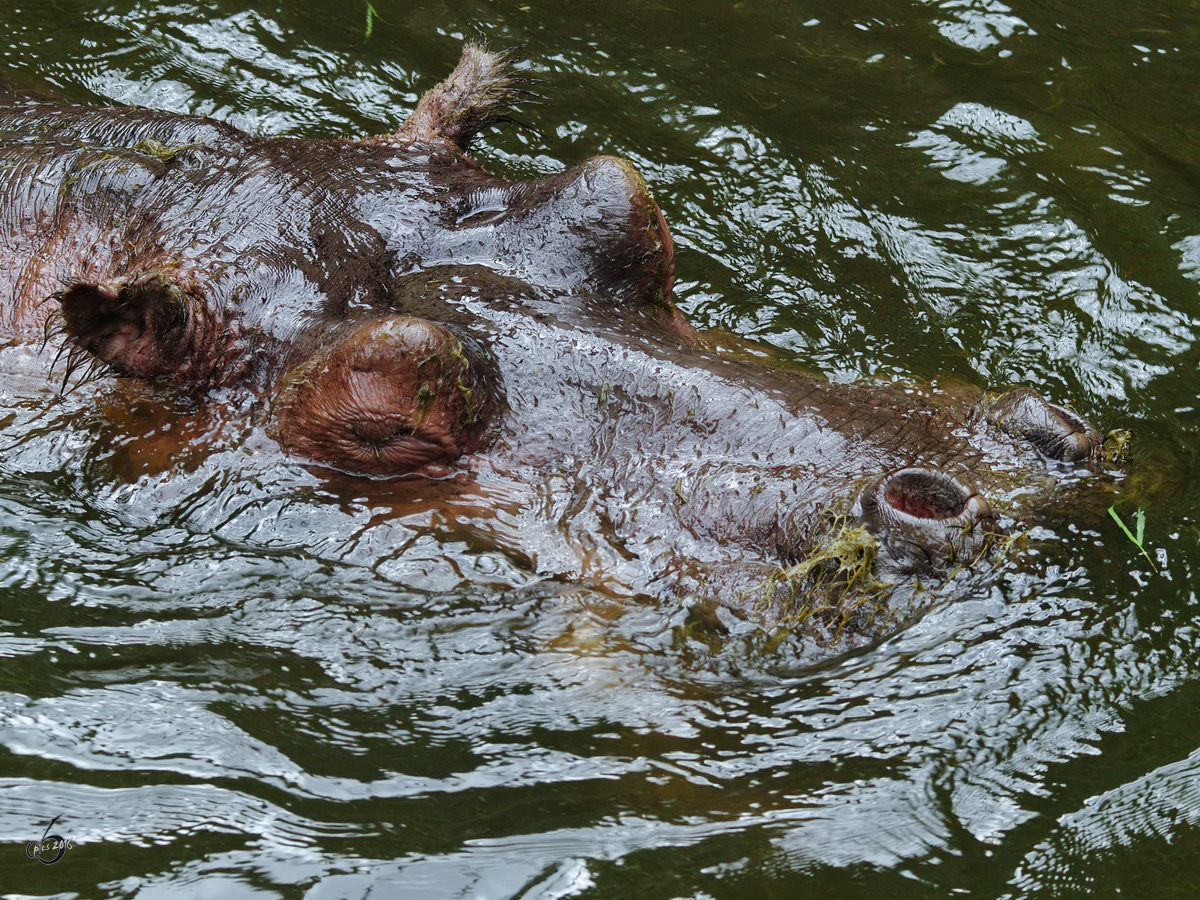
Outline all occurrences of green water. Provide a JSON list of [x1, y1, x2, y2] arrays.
[[2, 0, 1200, 896]]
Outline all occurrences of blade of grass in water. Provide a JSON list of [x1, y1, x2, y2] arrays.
[[365, 2, 378, 41], [1108, 504, 1158, 571]]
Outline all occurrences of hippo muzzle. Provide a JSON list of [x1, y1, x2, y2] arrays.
[[855, 386, 1104, 575]]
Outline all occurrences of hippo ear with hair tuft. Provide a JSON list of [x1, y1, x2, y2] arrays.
[[58, 272, 198, 381], [390, 44, 518, 150]]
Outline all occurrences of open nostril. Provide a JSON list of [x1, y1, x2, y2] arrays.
[[866, 467, 993, 527], [860, 468, 997, 573], [882, 469, 973, 520]]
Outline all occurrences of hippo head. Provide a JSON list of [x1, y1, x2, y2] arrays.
[[37, 43, 1111, 640]]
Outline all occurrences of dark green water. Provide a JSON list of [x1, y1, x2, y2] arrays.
[[2, 0, 1200, 896]]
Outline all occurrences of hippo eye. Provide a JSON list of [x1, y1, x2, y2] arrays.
[[270, 315, 501, 476], [348, 419, 405, 448]]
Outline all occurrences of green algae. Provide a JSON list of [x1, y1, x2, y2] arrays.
[[756, 520, 893, 642], [131, 138, 198, 163], [1104, 428, 1132, 465], [754, 515, 1015, 646], [131, 138, 177, 161]]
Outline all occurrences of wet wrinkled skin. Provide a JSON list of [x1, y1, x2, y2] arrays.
[[0, 46, 1109, 642]]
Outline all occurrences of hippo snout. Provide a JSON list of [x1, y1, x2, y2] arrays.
[[850, 389, 1105, 578], [858, 467, 999, 574]]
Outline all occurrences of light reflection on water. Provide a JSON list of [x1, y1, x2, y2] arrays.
[[1, 0, 1199, 896]]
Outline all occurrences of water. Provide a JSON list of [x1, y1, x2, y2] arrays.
[[1, 0, 1199, 896]]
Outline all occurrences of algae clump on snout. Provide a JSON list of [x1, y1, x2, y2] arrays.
[[755, 520, 894, 643]]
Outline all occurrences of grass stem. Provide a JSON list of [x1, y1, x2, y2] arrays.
[[1108, 504, 1158, 571]]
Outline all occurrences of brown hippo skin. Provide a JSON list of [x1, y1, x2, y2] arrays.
[[0, 46, 1105, 637]]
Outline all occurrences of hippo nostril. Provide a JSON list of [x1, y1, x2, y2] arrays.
[[860, 467, 997, 573], [986, 387, 1102, 463], [882, 469, 973, 520], [1045, 405, 1098, 462]]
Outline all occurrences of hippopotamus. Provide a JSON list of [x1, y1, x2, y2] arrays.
[[0, 46, 1108, 642]]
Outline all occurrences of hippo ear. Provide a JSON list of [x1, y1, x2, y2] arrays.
[[391, 44, 516, 149], [58, 273, 197, 380]]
